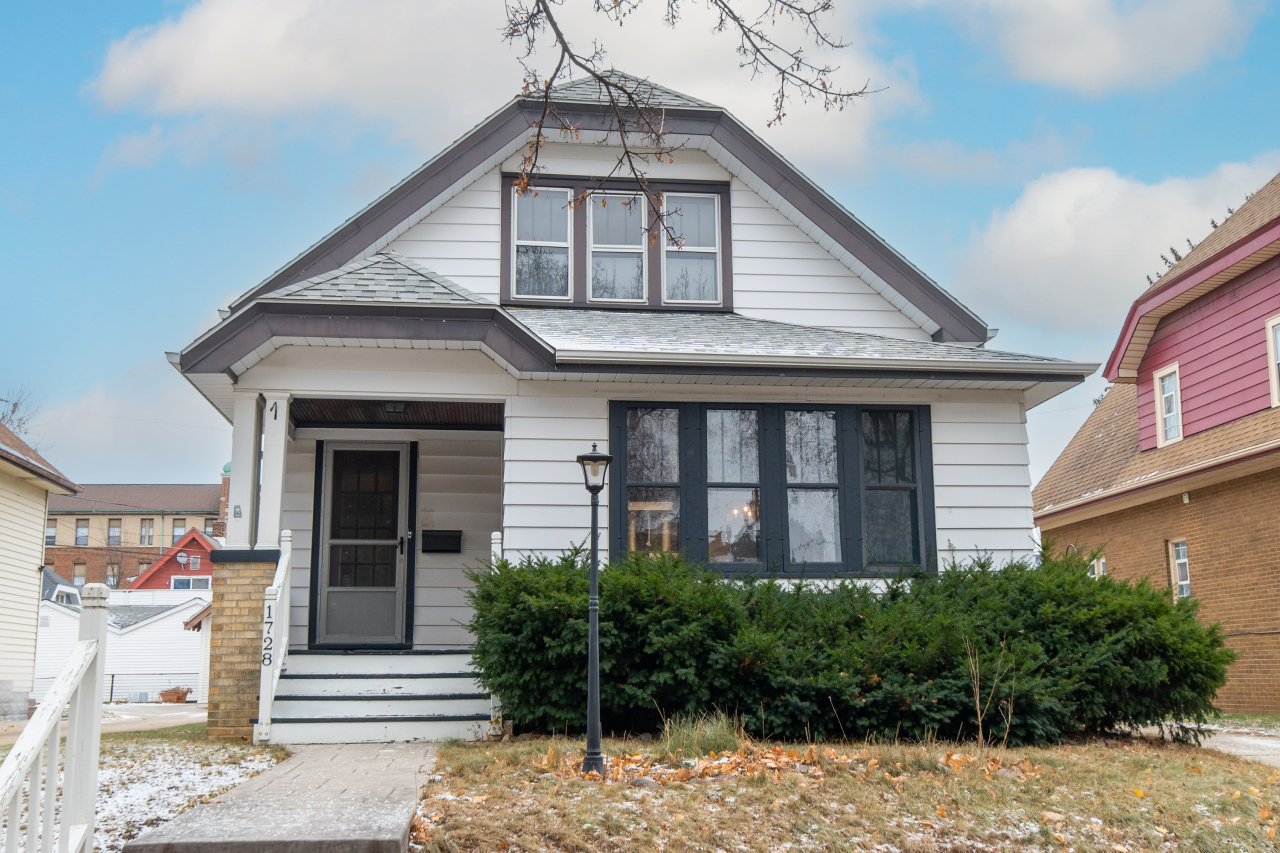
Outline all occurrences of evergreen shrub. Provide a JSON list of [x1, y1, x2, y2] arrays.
[[466, 548, 1235, 744]]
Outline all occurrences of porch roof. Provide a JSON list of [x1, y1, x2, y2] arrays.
[[174, 253, 1097, 421]]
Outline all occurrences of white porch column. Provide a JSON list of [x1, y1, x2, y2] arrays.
[[225, 392, 263, 550], [255, 392, 292, 550]]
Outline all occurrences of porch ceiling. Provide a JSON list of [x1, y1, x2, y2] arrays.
[[290, 398, 504, 431]]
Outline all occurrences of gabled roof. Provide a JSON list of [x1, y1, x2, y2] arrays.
[[41, 567, 75, 602], [273, 251, 487, 306], [48, 483, 222, 514], [1033, 383, 1280, 524], [547, 71, 720, 109], [126, 528, 217, 590], [215, 72, 988, 343], [1105, 170, 1280, 382], [0, 423, 77, 495]]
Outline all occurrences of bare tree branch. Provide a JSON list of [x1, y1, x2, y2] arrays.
[[503, 0, 869, 243], [0, 385, 37, 437]]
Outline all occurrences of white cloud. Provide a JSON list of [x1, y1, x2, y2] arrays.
[[88, 0, 917, 173], [885, 129, 1080, 182], [954, 153, 1280, 336], [931, 0, 1259, 95], [26, 362, 231, 484]]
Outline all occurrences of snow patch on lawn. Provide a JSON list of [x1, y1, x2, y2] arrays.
[[95, 743, 276, 852]]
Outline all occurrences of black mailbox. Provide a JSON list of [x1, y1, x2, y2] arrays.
[[420, 530, 463, 553]]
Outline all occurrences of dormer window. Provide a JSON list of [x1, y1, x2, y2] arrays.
[[1154, 363, 1182, 446], [664, 194, 720, 303], [589, 194, 645, 302], [513, 188, 572, 298], [502, 176, 732, 310]]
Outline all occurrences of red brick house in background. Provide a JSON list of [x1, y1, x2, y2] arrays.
[[126, 528, 218, 590], [1034, 171, 1280, 714], [44, 480, 227, 588]]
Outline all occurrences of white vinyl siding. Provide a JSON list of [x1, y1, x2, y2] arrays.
[[930, 401, 1035, 566], [33, 597, 207, 702], [281, 429, 502, 650], [387, 167, 933, 341], [502, 395, 610, 557], [387, 169, 503, 300], [0, 473, 48, 704]]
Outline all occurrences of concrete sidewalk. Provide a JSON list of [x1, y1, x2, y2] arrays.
[[1200, 729, 1280, 769], [123, 742, 435, 853], [0, 703, 207, 746]]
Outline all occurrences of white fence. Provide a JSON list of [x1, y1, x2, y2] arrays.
[[0, 583, 108, 853], [253, 531, 292, 746]]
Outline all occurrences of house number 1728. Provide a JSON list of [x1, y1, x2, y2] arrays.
[[262, 604, 273, 667]]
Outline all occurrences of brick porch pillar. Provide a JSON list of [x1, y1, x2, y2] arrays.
[[207, 557, 277, 742]]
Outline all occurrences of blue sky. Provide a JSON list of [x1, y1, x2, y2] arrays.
[[3, 0, 1278, 485]]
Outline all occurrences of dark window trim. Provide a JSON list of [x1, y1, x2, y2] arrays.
[[500, 174, 733, 312], [609, 401, 936, 578], [307, 440, 325, 647], [404, 441, 418, 647]]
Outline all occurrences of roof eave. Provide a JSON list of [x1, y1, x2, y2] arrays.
[[1105, 217, 1280, 381], [553, 348, 1097, 375]]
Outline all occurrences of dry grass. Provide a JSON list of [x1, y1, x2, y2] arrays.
[[415, 729, 1279, 853]]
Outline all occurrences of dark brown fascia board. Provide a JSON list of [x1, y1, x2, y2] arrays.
[[707, 114, 987, 343], [182, 299, 1074, 385], [225, 98, 986, 341], [182, 301, 558, 376], [0, 448, 79, 495]]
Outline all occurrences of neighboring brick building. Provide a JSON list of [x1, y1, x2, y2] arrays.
[[44, 480, 227, 588], [1035, 171, 1280, 714]]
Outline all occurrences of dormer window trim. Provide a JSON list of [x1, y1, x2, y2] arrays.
[[662, 192, 723, 305], [511, 186, 574, 301], [587, 191, 649, 305], [1153, 361, 1183, 447], [500, 174, 733, 312], [1265, 313, 1280, 408]]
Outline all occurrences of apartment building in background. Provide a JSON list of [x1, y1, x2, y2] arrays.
[[43, 475, 228, 588]]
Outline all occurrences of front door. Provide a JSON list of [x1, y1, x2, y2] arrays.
[[317, 444, 409, 646]]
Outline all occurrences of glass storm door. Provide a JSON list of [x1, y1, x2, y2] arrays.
[[318, 444, 409, 645]]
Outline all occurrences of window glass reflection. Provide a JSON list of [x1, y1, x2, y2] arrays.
[[708, 488, 760, 563], [785, 410, 838, 483], [706, 410, 759, 483], [627, 408, 680, 482], [628, 487, 680, 553], [787, 489, 841, 563]]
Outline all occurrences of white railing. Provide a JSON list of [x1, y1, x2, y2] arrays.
[[491, 531, 502, 560], [1, 583, 108, 853], [253, 531, 293, 745]]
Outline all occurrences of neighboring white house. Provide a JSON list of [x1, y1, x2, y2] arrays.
[[171, 74, 1097, 743], [33, 581, 210, 703], [0, 424, 78, 720]]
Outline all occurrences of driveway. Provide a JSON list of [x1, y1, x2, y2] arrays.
[[0, 703, 207, 746], [1200, 729, 1280, 769]]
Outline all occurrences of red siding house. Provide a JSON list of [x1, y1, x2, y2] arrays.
[[1034, 170, 1280, 713], [126, 528, 217, 591]]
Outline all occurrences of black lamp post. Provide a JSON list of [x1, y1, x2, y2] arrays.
[[576, 442, 612, 776]]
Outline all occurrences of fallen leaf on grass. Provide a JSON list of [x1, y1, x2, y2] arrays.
[[1260, 804, 1272, 821], [1132, 789, 1144, 797], [935, 806, 947, 818], [1040, 811, 1066, 824]]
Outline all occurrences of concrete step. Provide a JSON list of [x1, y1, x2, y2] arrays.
[[276, 673, 481, 696], [267, 717, 490, 744], [284, 650, 475, 676], [272, 694, 491, 718]]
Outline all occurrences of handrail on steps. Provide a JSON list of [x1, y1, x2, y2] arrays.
[[254, 531, 293, 745], [0, 583, 109, 853]]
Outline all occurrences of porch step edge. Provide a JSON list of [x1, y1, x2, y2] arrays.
[[280, 672, 476, 679], [257, 714, 491, 724], [274, 693, 489, 702], [290, 648, 474, 656]]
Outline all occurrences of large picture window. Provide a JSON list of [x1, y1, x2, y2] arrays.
[[610, 402, 935, 577]]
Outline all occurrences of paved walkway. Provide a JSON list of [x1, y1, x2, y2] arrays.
[[0, 703, 207, 746], [1199, 729, 1280, 768], [123, 742, 435, 853]]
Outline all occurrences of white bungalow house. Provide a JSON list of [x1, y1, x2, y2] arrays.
[[172, 75, 1095, 743]]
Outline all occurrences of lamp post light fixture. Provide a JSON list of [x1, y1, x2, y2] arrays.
[[576, 442, 612, 776]]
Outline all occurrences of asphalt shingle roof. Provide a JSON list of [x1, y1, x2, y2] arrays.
[[508, 308, 1078, 369], [108, 604, 187, 630], [1033, 383, 1280, 518], [546, 72, 719, 110], [1144, 170, 1280, 292], [272, 252, 488, 306], [0, 423, 77, 493], [48, 484, 222, 515]]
